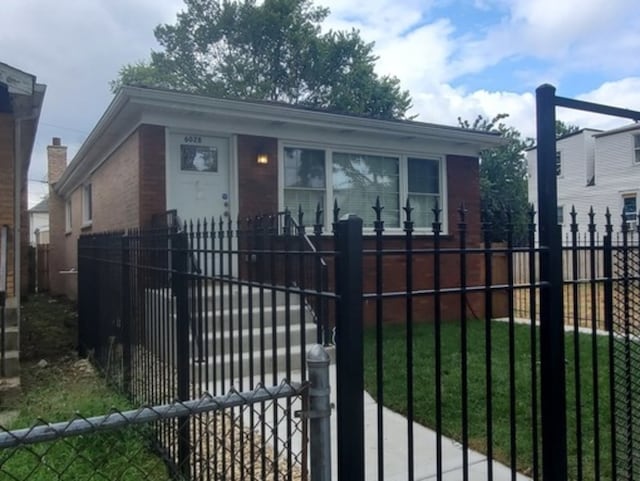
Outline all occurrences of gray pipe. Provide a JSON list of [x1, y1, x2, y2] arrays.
[[307, 344, 332, 481]]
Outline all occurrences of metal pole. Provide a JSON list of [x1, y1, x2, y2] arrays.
[[173, 231, 191, 480], [334, 214, 364, 481], [535, 84, 568, 480], [307, 344, 332, 481]]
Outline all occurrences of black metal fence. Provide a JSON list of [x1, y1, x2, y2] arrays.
[[77, 212, 337, 479], [76, 198, 640, 481], [329, 200, 640, 481]]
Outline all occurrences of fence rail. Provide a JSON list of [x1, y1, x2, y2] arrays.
[[77, 214, 336, 480], [77, 196, 640, 481], [0, 382, 308, 481]]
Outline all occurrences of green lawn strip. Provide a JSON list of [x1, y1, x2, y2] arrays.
[[1, 294, 171, 481], [364, 320, 613, 480]]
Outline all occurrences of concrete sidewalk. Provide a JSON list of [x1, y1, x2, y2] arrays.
[[324, 363, 532, 481], [203, 358, 531, 480]]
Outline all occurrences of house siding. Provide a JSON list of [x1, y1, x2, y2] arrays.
[[49, 101, 504, 320], [528, 127, 640, 236]]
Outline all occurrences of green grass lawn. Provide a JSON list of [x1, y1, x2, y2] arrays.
[[0, 293, 171, 481], [364, 320, 614, 480]]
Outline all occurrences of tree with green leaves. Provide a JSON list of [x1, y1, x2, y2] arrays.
[[111, 0, 412, 120], [555, 120, 580, 138], [459, 114, 533, 244]]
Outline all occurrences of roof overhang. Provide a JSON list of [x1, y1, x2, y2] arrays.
[[0, 62, 35, 96], [0, 62, 46, 175], [593, 123, 640, 138], [56, 86, 504, 196]]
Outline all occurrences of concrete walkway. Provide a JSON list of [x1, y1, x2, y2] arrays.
[[203, 358, 531, 480], [325, 364, 532, 481]]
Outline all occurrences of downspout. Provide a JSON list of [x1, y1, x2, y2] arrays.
[[13, 113, 37, 345], [13, 117, 21, 336], [0, 225, 7, 376]]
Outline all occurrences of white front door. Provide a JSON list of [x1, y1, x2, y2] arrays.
[[167, 132, 231, 226]]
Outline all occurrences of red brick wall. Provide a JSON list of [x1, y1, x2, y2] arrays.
[[237, 135, 278, 220], [237, 149, 506, 322], [90, 131, 141, 232], [0, 114, 15, 298], [138, 125, 166, 227]]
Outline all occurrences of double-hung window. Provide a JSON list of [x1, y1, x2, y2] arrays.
[[333, 152, 400, 227], [283, 147, 326, 220], [82, 184, 93, 225], [65, 200, 72, 233], [623, 194, 637, 223], [634, 134, 640, 164], [282, 145, 444, 231], [408, 158, 441, 227]]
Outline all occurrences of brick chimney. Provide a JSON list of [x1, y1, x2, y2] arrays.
[[47, 137, 67, 185]]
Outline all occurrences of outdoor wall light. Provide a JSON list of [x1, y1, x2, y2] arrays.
[[256, 152, 269, 165]]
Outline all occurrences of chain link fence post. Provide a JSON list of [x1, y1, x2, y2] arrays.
[[307, 344, 332, 481]]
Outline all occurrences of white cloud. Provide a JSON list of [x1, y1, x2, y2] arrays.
[[2, 0, 638, 208], [1, 0, 182, 207], [453, 0, 638, 78]]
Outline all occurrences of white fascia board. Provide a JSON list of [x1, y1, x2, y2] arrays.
[[56, 86, 503, 196], [142, 109, 485, 158], [127, 87, 504, 149]]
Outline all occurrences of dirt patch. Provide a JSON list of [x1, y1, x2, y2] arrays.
[[20, 293, 77, 362]]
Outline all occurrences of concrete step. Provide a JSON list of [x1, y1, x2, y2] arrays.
[[1, 308, 18, 328], [192, 304, 313, 331], [193, 344, 308, 387], [190, 322, 319, 357], [0, 351, 20, 378], [1, 327, 19, 351], [146, 286, 313, 312]]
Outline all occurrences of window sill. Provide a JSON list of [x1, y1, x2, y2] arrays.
[[65, 229, 72, 236], [313, 230, 453, 239], [81, 221, 93, 231]]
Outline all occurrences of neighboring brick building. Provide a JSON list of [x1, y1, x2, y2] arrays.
[[49, 86, 503, 319], [0, 62, 45, 393]]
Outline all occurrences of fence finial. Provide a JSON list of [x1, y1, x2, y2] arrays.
[[298, 205, 305, 233], [314, 202, 324, 236], [432, 198, 442, 234], [403, 198, 413, 233]]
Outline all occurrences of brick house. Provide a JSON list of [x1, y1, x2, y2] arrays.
[[0, 62, 45, 387], [48, 86, 503, 319]]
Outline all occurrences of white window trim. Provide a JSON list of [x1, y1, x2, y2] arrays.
[[621, 192, 638, 224], [82, 184, 93, 227], [277, 140, 449, 235], [632, 133, 640, 165], [65, 199, 72, 234], [556, 151, 563, 178], [557, 205, 564, 225]]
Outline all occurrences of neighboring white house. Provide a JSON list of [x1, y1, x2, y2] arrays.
[[28, 197, 49, 245], [527, 124, 640, 237]]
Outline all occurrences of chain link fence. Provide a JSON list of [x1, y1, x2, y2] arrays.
[[0, 381, 308, 481]]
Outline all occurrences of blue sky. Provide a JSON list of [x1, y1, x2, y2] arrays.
[[1, 0, 639, 206]]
